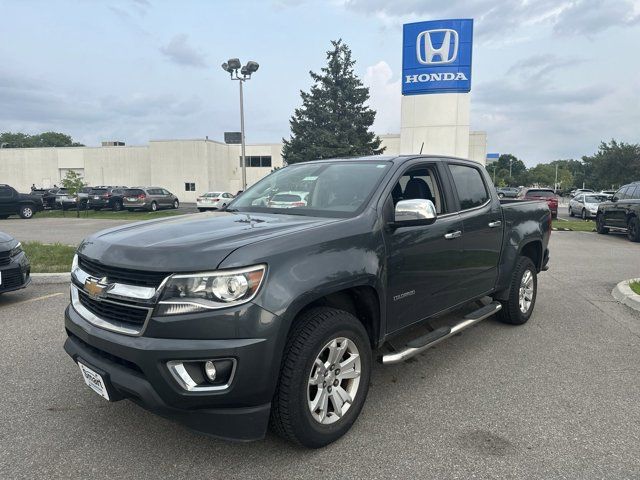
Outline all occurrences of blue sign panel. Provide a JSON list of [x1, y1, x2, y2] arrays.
[[402, 19, 473, 95]]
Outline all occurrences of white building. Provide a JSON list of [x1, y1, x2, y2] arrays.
[[0, 131, 486, 202]]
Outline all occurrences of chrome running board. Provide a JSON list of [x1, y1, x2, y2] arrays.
[[381, 301, 502, 365]]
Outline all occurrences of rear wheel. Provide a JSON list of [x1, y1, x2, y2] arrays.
[[496, 256, 537, 325], [596, 213, 609, 234], [270, 307, 371, 448], [112, 200, 123, 212], [19, 205, 35, 219], [568, 206, 574, 217], [150, 202, 158, 212], [627, 217, 640, 242], [198, 208, 205, 212], [581, 209, 587, 220]]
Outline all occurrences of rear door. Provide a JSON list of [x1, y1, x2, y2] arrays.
[[446, 163, 503, 298], [609, 187, 630, 227]]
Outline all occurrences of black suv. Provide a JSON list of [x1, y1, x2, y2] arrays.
[[87, 186, 128, 211], [596, 181, 640, 242]]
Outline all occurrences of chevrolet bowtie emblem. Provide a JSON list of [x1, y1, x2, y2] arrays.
[[84, 277, 109, 298]]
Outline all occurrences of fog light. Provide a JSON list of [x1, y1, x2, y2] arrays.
[[203, 360, 217, 382]]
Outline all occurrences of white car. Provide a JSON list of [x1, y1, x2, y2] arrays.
[[267, 191, 309, 208], [196, 192, 234, 211], [569, 193, 609, 219]]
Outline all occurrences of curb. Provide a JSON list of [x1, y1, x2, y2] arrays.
[[31, 272, 71, 285], [612, 278, 640, 312]]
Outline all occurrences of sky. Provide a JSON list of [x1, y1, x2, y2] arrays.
[[0, 0, 639, 166]]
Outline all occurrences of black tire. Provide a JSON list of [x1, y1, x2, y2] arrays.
[[496, 256, 537, 325], [270, 307, 372, 448], [568, 206, 574, 217], [173, 200, 179, 209], [498, 193, 504, 199], [627, 217, 640, 242], [150, 202, 158, 212], [596, 213, 609, 234], [198, 208, 205, 212], [581, 209, 587, 220], [112, 200, 123, 212], [19, 205, 35, 219]]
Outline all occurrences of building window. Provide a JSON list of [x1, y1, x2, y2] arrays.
[[185, 182, 196, 191], [239, 155, 272, 168]]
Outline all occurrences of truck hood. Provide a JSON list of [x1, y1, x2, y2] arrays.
[[77, 212, 340, 272]]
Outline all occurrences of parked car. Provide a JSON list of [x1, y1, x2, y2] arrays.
[[53, 188, 78, 210], [0, 232, 30, 294], [598, 190, 616, 200], [0, 184, 43, 219], [77, 186, 94, 209], [196, 191, 234, 211], [570, 188, 594, 197], [519, 188, 558, 218], [496, 186, 519, 198], [569, 193, 609, 219], [596, 181, 640, 242], [87, 186, 128, 211], [122, 187, 179, 211], [64, 155, 551, 447], [267, 191, 309, 208], [31, 188, 58, 209]]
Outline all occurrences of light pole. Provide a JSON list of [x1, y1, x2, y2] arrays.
[[221, 58, 259, 191]]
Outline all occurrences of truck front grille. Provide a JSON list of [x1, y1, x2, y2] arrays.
[[77, 289, 151, 327], [78, 255, 169, 288]]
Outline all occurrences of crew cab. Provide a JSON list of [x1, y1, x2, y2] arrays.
[[596, 181, 640, 242], [63, 156, 551, 448], [0, 184, 43, 219]]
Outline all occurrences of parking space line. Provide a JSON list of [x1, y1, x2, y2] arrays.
[[3, 292, 64, 308]]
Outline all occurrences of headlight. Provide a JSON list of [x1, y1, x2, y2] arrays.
[[71, 254, 78, 272], [156, 264, 266, 315], [9, 242, 23, 258]]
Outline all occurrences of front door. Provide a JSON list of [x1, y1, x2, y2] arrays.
[[0, 186, 15, 215], [384, 163, 465, 333]]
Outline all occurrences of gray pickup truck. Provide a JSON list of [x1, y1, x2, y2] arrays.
[[64, 155, 551, 447]]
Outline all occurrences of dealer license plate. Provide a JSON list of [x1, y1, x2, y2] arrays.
[[78, 362, 110, 400]]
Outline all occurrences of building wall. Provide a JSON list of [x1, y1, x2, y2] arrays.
[[468, 131, 487, 166]]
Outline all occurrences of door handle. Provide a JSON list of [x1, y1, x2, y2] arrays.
[[488, 220, 502, 228], [444, 230, 462, 240]]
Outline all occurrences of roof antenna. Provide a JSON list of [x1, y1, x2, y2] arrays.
[[419, 142, 424, 154]]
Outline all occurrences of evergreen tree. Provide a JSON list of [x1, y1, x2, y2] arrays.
[[282, 39, 384, 164]]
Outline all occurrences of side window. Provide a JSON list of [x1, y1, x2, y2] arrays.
[[629, 186, 639, 199], [617, 187, 630, 200], [0, 186, 13, 198], [449, 164, 489, 210], [390, 164, 446, 214]]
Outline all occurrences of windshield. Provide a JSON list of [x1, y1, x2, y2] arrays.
[[229, 161, 391, 217], [584, 195, 607, 203]]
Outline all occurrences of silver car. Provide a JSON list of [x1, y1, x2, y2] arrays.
[[123, 187, 180, 212], [569, 193, 608, 219]]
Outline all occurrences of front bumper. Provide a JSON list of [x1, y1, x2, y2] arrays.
[[63, 300, 284, 441], [0, 253, 30, 293]]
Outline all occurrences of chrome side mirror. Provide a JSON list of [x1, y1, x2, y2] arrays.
[[394, 199, 437, 226]]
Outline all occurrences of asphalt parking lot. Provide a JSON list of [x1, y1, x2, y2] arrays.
[[1, 231, 639, 479]]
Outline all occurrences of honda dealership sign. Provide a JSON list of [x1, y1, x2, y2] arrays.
[[402, 19, 473, 95]]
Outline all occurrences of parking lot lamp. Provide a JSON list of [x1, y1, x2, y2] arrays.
[[221, 59, 260, 191]]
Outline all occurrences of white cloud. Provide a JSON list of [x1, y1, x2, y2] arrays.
[[363, 61, 401, 134], [160, 34, 207, 68]]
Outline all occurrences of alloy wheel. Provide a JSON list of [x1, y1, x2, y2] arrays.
[[307, 337, 361, 425], [518, 269, 534, 314]]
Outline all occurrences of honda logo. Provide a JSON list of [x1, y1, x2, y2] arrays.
[[416, 29, 459, 65]]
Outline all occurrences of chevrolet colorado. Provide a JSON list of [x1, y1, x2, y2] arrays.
[[64, 155, 551, 448]]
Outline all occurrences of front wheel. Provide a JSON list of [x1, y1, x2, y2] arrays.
[[596, 214, 609, 234], [19, 205, 35, 219], [112, 200, 123, 212], [496, 256, 537, 325], [173, 200, 179, 209], [568, 206, 574, 217], [270, 307, 372, 448], [581, 209, 587, 220], [627, 217, 640, 242]]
